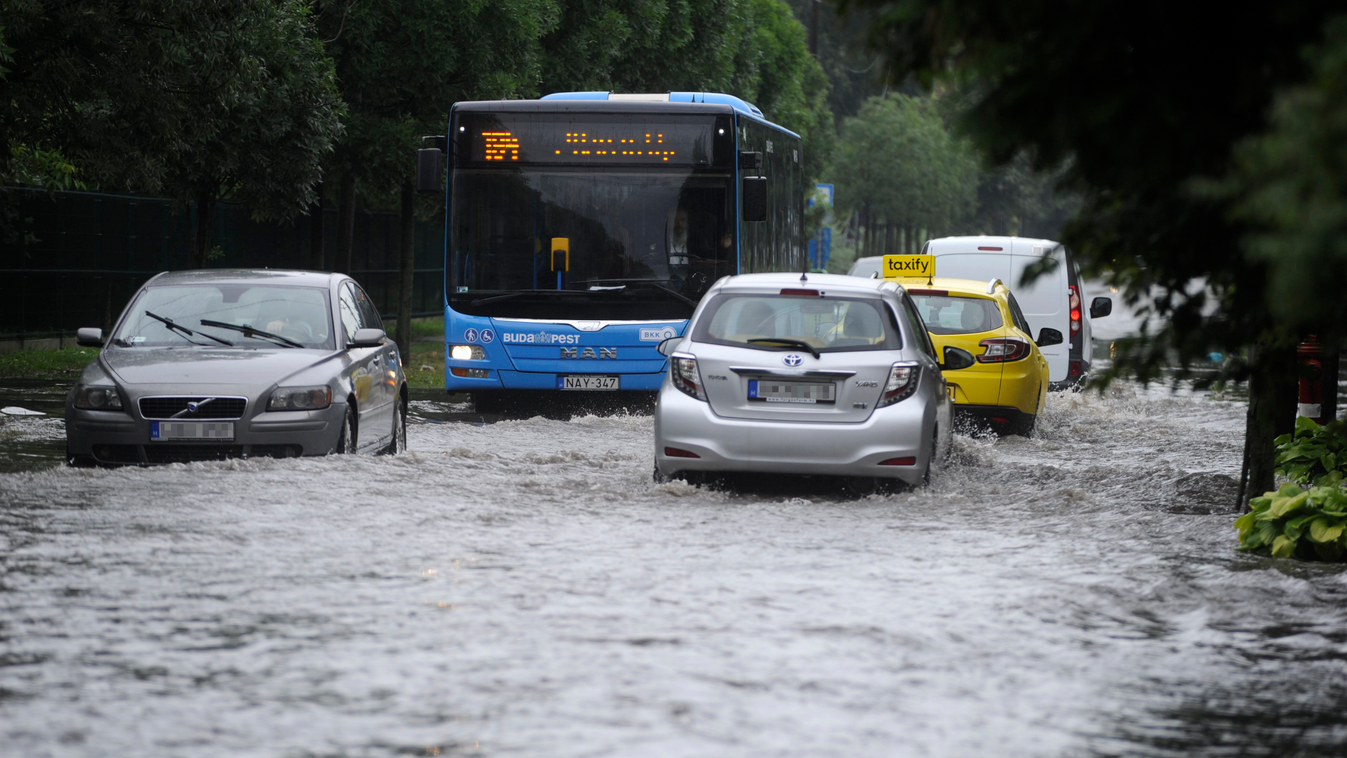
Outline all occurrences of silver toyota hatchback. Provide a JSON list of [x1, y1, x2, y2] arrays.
[[654, 273, 971, 489], [65, 269, 407, 465]]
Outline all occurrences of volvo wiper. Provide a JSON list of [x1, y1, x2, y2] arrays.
[[144, 310, 232, 346], [746, 338, 821, 359], [198, 319, 301, 348]]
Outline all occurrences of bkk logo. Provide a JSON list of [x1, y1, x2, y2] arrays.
[[639, 326, 679, 342]]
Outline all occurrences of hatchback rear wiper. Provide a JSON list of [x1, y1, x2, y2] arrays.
[[198, 319, 301, 348], [144, 310, 233, 346], [747, 338, 821, 360]]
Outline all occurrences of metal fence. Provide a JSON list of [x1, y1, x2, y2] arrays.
[[0, 187, 444, 338]]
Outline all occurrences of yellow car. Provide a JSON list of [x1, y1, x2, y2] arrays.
[[905, 277, 1059, 435]]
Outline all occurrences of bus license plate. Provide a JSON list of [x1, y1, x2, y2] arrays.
[[151, 421, 235, 441], [559, 375, 619, 391], [747, 379, 835, 404]]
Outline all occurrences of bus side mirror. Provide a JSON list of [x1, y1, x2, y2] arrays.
[[416, 145, 444, 194], [742, 177, 767, 222]]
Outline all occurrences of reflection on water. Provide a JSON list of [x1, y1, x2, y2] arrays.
[[0, 378, 70, 471], [0, 380, 1346, 756]]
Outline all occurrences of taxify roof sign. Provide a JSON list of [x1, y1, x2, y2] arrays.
[[883, 254, 935, 280]]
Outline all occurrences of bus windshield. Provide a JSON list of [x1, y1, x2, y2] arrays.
[[450, 167, 732, 319]]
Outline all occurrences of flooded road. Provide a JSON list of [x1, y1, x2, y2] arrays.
[[3, 383, 1347, 757]]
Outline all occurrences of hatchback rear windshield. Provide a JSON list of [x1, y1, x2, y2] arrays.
[[910, 294, 1003, 335], [692, 293, 901, 352]]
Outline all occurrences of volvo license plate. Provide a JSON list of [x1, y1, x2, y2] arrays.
[[151, 421, 235, 441], [747, 379, 835, 404], [558, 375, 619, 391]]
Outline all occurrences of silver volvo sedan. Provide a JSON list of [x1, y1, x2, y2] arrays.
[[65, 270, 407, 465], [653, 272, 972, 490]]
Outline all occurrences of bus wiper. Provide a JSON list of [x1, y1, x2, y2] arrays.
[[470, 289, 576, 307], [144, 310, 231, 346], [747, 338, 821, 360], [580, 279, 697, 307], [198, 319, 300, 348]]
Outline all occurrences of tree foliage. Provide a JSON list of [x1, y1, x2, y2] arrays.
[[832, 94, 977, 231], [836, 0, 1332, 381]]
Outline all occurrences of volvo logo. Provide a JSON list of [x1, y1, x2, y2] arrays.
[[173, 397, 216, 418], [561, 347, 617, 359], [783, 354, 803, 367]]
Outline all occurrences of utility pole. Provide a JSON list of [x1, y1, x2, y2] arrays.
[[809, 0, 820, 57]]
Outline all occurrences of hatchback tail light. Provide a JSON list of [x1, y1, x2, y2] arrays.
[[670, 355, 706, 401], [877, 363, 920, 407], [1069, 285, 1082, 336], [977, 338, 1030, 362]]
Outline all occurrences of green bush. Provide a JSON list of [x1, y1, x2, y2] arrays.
[[1274, 416, 1347, 485], [1236, 480, 1347, 559]]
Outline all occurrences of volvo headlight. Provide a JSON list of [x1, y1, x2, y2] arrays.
[[268, 385, 332, 411], [74, 385, 123, 410]]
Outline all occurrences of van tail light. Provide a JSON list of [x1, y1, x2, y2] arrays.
[[878, 363, 920, 407], [978, 338, 1030, 362], [1069, 285, 1082, 336], [1069, 359, 1083, 377], [670, 355, 706, 401]]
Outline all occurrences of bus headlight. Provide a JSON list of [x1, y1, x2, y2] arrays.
[[450, 345, 485, 360]]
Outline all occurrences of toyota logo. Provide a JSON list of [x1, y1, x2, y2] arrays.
[[783, 354, 803, 367]]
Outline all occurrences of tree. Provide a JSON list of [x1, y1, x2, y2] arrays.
[[1, 0, 341, 264], [832, 94, 978, 255], [314, 0, 559, 358], [836, 0, 1335, 503]]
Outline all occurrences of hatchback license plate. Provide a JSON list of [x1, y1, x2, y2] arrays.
[[559, 375, 619, 391], [747, 379, 835, 404], [151, 421, 235, 441]]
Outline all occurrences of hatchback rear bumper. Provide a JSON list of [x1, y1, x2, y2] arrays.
[[654, 382, 935, 485]]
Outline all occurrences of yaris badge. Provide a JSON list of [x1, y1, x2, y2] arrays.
[[783, 354, 803, 367]]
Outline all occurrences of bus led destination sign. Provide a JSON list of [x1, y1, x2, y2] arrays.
[[458, 114, 729, 167]]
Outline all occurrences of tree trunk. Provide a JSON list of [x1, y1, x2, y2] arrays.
[[309, 182, 325, 270], [1238, 340, 1299, 509], [396, 181, 416, 365], [192, 188, 217, 269], [335, 172, 356, 274]]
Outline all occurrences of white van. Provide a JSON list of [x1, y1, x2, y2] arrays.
[[921, 236, 1111, 387]]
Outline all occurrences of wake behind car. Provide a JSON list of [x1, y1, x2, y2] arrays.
[[66, 270, 407, 465], [653, 272, 974, 491]]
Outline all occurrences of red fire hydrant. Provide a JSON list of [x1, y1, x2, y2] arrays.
[[1297, 335, 1328, 424]]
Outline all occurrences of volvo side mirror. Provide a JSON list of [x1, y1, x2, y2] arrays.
[[1090, 297, 1112, 318], [941, 346, 975, 371], [349, 328, 386, 348], [742, 177, 767, 222], [1036, 327, 1064, 347], [76, 327, 104, 347]]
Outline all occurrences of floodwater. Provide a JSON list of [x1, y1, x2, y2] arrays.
[[3, 382, 1347, 757]]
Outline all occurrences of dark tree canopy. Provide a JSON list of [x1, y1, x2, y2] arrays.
[[837, 0, 1334, 379]]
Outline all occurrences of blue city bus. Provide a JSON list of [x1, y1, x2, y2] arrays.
[[421, 92, 805, 409]]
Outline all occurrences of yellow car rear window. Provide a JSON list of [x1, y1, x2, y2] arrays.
[[912, 295, 1003, 335]]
